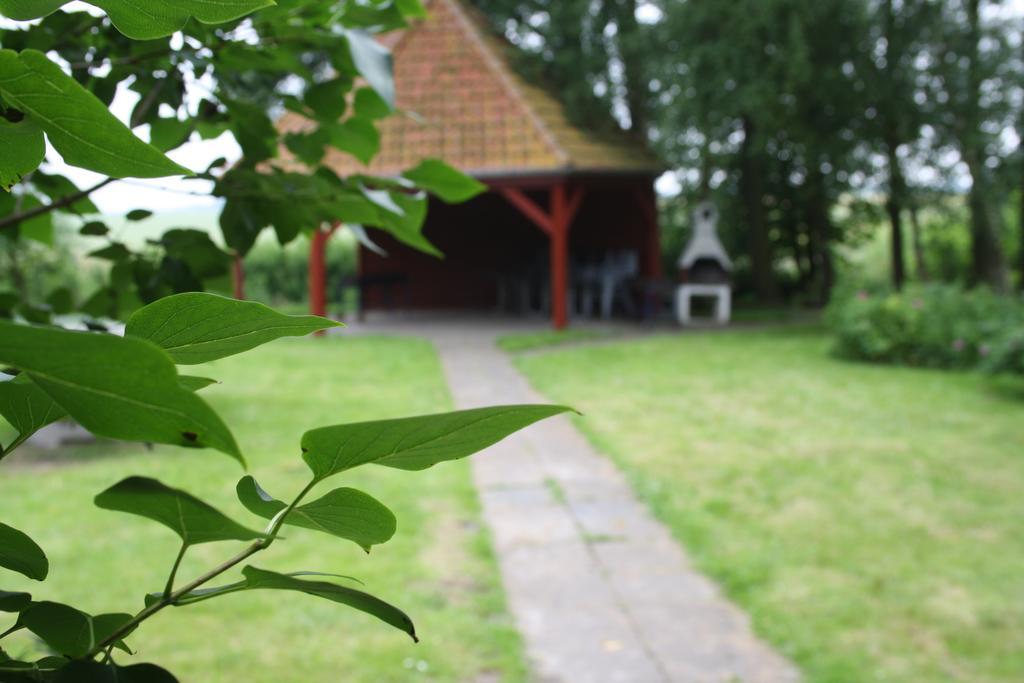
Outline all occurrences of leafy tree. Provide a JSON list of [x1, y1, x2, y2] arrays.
[[923, 0, 1016, 291], [0, 1, 568, 680]]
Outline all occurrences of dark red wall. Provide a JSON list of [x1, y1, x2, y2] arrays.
[[357, 182, 656, 311]]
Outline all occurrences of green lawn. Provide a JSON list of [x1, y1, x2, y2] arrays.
[[514, 326, 1024, 683], [0, 337, 526, 683], [496, 328, 613, 353]]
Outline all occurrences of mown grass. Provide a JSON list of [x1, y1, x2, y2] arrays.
[[0, 336, 526, 683], [495, 328, 612, 353], [514, 326, 1024, 683]]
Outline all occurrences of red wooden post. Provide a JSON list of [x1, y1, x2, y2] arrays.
[[232, 253, 245, 300], [634, 183, 662, 278], [309, 228, 328, 320], [550, 183, 569, 330]]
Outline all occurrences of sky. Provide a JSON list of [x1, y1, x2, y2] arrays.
[[43, 0, 1024, 214]]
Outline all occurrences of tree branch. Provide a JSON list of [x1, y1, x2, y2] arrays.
[[0, 178, 114, 231], [85, 479, 318, 659]]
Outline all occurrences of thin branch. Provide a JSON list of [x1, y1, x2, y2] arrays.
[[86, 479, 318, 658], [0, 178, 114, 231], [163, 543, 188, 599]]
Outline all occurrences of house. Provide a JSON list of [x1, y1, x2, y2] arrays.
[[295, 0, 664, 329]]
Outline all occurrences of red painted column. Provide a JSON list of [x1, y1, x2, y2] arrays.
[[643, 184, 662, 278], [232, 253, 245, 300], [550, 184, 569, 330], [309, 228, 328, 320]]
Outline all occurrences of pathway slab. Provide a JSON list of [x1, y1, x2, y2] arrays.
[[348, 318, 799, 683]]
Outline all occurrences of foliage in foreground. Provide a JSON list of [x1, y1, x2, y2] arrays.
[[0, 1, 565, 680], [0, 293, 569, 681], [827, 283, 1024, 375]]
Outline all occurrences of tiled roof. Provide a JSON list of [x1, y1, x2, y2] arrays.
[[278, 0, 661, 179]]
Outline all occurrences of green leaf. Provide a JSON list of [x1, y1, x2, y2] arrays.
[[353, 87, 391, 120], [79, 221, 108, 236], [178, 375, 217, 392], [146, 570, 361, 608], [305, 78, 349, 121], [344, 30, 395, 110], [16, 195, 53, 245], [52, 660, 179, 683], [20, 602, 132, 659], [240, 566, 416, 641], [0, 591, 30, 613], [45, 287, 74, 315], [302, 405, 573, 482], [0, 375, 67, 458], [95, 477, 264, 546], [0, 321, 241, 461], [125, 209, 152, 221], [403, 159, 487, 203], [369, 191, 439, 257], [0, 0, 275, 40], [0, 115, 44, 191], [236, 476, 396, 551], [395, 0, 427, 19], [0, 522, 47, 581], [328, 116, 380, 165], [125, 292, 342, 365], [149, 117, 192, 152], [224, 99, 276, 164], [0, 50, 190, 179]]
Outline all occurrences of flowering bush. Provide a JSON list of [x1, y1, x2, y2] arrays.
[[826, 284, 1024, 376]]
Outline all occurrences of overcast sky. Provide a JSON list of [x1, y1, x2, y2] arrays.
[[47, 0, 1024, 214]]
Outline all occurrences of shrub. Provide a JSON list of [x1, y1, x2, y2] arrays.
[[826, 283, 1024, 375]]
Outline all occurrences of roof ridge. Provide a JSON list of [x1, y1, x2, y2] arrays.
[[440, 0, 572, 168]]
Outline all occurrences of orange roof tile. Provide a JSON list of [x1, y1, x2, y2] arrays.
[[278, 0, 661, 179]]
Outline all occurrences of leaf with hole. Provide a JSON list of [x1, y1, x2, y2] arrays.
[[0, 50, 190, 179], [0, 374, 66, 458], [95, 477, 265, 547], [0, 115, 44, 191], [237, 476, 396, 551], [125, 293, 342, 365], [0, 321, 241, 460], [0, 522, 47, 581], [301, 404, 573, 481]]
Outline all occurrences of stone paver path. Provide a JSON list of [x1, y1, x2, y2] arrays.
[[353, 318, 798, 683]]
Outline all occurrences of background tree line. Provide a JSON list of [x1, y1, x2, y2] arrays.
[[474, 0, 1024, 304]]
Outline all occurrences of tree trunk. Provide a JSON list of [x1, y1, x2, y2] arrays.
[[739, 116, 780, 303], [805, 170, 834, 305], [613, 0, 647, 134], [963, 0, 1008, 291], [1019, 157, 1024, 291], [908, 201, 929, 281], [964, 151, 1008, 291], [885, 135, 907, 289], [881, 0, 906, 289]]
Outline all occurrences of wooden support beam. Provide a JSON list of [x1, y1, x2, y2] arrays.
[[632, 184, 662, 278], [499, 187, 555, 235], [309, 228, 329, 324], [550, 183, 570, 330], [566, 185, 585, 224], [232, 253, 245, 300]]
